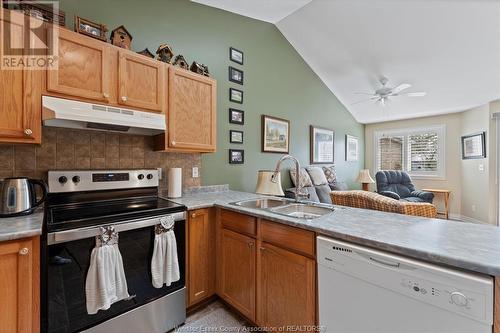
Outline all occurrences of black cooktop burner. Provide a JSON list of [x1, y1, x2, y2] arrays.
[[45, 196, 186, 233]]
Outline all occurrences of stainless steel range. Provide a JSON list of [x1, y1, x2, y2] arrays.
[[41, 169, 187, 333]]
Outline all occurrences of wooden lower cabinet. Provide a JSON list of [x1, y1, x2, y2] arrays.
[[257, 242, 316, 329], [0, 236, 40, 333], [216, 210, 317, 328], [187, 208, 216, 306], [220, 228, 256, 321]]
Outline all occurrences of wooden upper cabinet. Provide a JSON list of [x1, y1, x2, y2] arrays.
[[47, 28, 111, 102], [257, 242, 316, 329], [167, 67, 217, 152], [118, 51, 164, 112], [220, 228, 256, 321], [187, 208, 216, 306], [0, 237, 40, 333], [0, 14, 42, 144]]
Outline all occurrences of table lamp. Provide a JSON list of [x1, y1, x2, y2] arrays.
[[255, 170, 285, 196], [356, 169, 375, 191]]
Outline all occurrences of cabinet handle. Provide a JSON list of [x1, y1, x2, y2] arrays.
[[121, 96, 128, 102], [248, 241, 254, 248], [260, 247, 266, 251], [24, 129, 33, 136], [19, 247, 29, 255], [191, 213, 196, 219], [171, 141, 176, 146], [103, 92, 110, 99]]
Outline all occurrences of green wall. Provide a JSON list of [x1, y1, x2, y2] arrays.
[[59, 0, 364, 191]]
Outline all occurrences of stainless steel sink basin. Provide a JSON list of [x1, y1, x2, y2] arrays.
[[270, 203, 335, 219], [233, 198, 291, 209]]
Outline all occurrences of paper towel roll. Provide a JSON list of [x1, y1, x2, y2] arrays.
[[168, 168, 182, 198]]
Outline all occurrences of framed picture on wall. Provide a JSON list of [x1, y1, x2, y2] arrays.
[[461, 132, 486, 159], [229, 149, 244, 164], [230, 130, 244, 144], [262, 115, 290, 153], [229, 66, 244, 85], [229, 109, 244, 125], [310, 126, 334, 164], [229, 47, 244, 65], [345, 135, 359, 162], [229, 88, 243, 104]]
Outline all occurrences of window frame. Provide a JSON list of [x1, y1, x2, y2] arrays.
[[373, 125, 446, 180]]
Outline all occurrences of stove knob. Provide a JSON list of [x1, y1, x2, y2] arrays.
[[450, 292, 468, 307], [147, 174, 153, 180], [72, 176, 80, 184], [138, 174, 145, 180], [58, 176, 67, 184]]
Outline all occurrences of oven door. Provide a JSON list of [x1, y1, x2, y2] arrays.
[[41, 213, 185, 333]]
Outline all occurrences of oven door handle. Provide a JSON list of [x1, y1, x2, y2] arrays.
[[47, 212, 186, 245]]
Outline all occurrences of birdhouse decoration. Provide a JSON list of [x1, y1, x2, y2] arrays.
[[137, 48, 154, 59], [110, 25, 132, 50], [156, 44, 174, 64], [190, 61, 204, 75], [172, 55, 189, 70]]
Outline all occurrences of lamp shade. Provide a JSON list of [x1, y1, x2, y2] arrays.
[[255, 170, 285, 196], [355, 169, 375, 184]]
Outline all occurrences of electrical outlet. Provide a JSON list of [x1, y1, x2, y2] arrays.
[[192, 167, 199, 178], [478, 164, 484, 171], [472, 205, 476, 212]]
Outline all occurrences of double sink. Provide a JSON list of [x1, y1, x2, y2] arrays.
[[231, 197, 335, 219]]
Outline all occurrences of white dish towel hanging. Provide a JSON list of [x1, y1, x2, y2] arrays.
[[151, 216, 180, 288], [85, 227, 129, 315]]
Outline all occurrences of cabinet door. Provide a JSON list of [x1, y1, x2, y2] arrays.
[[0, 237, 39, 333], [258, 242, 316, 329], [47, 28, 110, 102], [118, 51, 164, 112], [188, 208, 215, 306], [0, 14, 41, 144], [220, 228, 256, 321], [168, 68, 216, 152]]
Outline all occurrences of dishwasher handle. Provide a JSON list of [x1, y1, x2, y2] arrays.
[[357, 252, 405, 270], [369, 256, 401, 268]]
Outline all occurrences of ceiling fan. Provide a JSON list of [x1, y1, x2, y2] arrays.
[[353, 77, 427, 106]]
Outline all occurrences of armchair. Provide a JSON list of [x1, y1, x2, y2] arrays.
[[375, 170, 434, 204]]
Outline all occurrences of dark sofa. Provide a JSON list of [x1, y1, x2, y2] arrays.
[[375, 170, 434, 203]]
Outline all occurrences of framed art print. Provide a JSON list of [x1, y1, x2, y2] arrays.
[[229, 47, 243, 65], [229, 88, 243, 104], [229, 109, 244, 125], [462, 132, 486, 159], [310, 126, 334, 164], [345, 135, 359, 162], [262, 115, 290, 153]]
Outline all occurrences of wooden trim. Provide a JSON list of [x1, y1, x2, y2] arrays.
[[495, 277, 500, 333]]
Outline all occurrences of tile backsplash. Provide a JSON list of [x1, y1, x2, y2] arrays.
[[0, 127, 202, 189]]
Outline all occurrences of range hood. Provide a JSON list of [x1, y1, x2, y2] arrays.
[[42, 96, 166, 135]]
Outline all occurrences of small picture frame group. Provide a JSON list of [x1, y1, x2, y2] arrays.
[[230, 47, 244, 65], [229, 109, 244, 125], [229, 149, 244, 164], [229, 66, 243, 85], [230, 130, 244, 144], [229, 88, 243, 104]]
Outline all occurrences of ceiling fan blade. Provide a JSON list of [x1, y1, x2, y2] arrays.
[[354, 92, 376, 95], [351, 97, 378, 105], [392, 83, 411, 94], [402, 92, 427, 97]]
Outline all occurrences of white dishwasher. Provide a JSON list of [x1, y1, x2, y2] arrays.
[[317, 236, 494, 333]]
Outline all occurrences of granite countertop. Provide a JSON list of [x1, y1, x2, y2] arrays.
[[0, 208, 44, 242], [165, 189, 500, 276]]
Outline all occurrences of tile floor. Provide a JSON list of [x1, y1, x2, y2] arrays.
[[176, 301, 249, 332]]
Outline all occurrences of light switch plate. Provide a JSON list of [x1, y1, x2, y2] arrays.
[[192, 167, 199, 178], [478, 164, 484, 171]]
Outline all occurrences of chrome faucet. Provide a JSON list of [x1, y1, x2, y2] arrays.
[[271, 155, 309, 202]]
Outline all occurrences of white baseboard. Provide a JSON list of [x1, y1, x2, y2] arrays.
[[449, 213, 488, 224]]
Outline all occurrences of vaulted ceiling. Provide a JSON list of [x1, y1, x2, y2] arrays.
[[192, 0, 500, 124]]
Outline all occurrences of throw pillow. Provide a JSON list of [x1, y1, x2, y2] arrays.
[[306, 166, 328, 186], [322, 166, 337, 185], [289, 168, 313, 187]]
